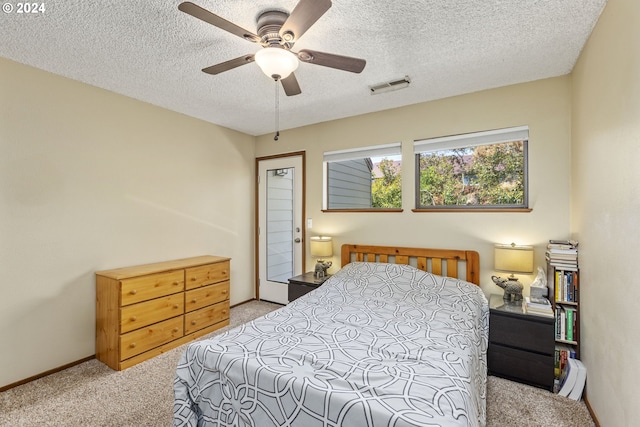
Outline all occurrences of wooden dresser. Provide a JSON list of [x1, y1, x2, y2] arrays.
[[95, 255, 230, 370]]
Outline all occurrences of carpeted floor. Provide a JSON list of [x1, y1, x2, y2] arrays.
[[0, 300, 595, 427]]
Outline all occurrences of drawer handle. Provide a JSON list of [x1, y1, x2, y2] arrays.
[[129, 290, 137, 295], [130, 316, 137, 322], [173, 328, 179, 333], [191, 277, 197, 281], [173, 281, 180, 286], [173, 304, 179, 309], [130, 343, 136, 349], [191, 320, 197, 325], [222, 271, 228, 275], [221, 290, 228, 295], [222, 310, 228, 315], [191, 299, 197, 304]]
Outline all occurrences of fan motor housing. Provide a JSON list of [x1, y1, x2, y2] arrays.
[[257, 10, 289, 46]]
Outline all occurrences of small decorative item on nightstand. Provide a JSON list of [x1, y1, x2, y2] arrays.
[[492, 243, 534, 301], [310, 236, 333, 278]]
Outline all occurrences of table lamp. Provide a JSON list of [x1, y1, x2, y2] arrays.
[[310, 236, 333, 278], [492, 243, 534, 301]]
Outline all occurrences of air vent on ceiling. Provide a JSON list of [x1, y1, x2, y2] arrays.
[[369, 76, 411, 95]]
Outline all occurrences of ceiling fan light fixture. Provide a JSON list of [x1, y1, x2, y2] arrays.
[[254, 48, 299, 80]]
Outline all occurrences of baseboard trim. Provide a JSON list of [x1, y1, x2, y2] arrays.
[[0, 355, 95, 392], [583, 395, 601, 427], [230, 297, 257, 309], [1, 299, 260, 392]]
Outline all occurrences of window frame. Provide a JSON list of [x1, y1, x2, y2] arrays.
[[323, 142, 403, 212], [413, 126, 531, 212]]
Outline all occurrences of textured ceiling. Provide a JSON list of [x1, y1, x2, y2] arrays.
[[0, 0, 606, 136]]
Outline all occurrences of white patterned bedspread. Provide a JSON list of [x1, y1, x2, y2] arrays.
[[173, 262, 489, 427]]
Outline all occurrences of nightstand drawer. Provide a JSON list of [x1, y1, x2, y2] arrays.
[[489, 343, 554, 389], [288, 272, 329, 303], [490, 313, 554, 355], [288, 283, 317, 302]]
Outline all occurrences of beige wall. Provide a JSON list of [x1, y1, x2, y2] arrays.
[[571, 0, 640, 425], [256, 76, 573, 298], [0, 58, 256, 388]]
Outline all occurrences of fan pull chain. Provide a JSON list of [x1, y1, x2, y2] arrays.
[[274, 79, 280, 141]]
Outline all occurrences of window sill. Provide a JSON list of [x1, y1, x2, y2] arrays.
[[412, 207, 532, 213], [322, 209, 404, 213]]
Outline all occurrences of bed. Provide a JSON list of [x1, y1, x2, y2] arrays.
[[173, 244, 488, 427]]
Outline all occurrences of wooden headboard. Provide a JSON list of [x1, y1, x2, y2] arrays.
[[341, 244, 480, 286]]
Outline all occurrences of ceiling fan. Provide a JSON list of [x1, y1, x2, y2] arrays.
[[178, 0, 366, 96]]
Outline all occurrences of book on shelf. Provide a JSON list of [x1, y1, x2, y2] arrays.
[[548, 239, 579, 248], [555, 307, 578, 342], [566, 308, 574, 341], [554, 344, 576, 379], [547, 248, 578, 255], [554, 270, 579, 302]]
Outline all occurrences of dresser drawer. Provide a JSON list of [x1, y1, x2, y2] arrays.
[[488, 343, 555, 389], [185, 281, 230, 313], [120, 316, 184, 360], [185, 262, 230, 290], [184, 301, 230, 334], [120, 294, 184, 334], [120, 270, 184, 306], [489, 313, 554, 355]]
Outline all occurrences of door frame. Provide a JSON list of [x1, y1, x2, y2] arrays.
[[255, 151, 306, 300]]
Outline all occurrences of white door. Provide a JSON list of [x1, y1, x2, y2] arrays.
[[258, 155, 304, 304]]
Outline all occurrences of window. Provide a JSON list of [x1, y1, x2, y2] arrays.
[[324, 143, 402, 210], [414, 126, 529, 210]]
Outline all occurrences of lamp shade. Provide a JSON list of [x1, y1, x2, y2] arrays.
[[310, 236, 333, 258], [254, 47, 299, 80], [494, 243, 534, 274]]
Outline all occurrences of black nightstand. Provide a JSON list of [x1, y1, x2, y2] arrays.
[[288, 272, 331, 302], [488, 294, 555, 391]]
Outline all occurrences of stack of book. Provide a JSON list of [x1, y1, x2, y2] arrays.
[[555, 305, 578, 342], [523, 296, 554, 317], [556, 357, 587, 400], [545, 239, 579, 271], [554, 270, 579, 302]]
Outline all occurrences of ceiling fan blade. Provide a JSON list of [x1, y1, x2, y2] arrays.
[[202, 54, 255, 75], [297, 49, 366, 73], [279, 0, 332, 43], [281, 73, 302, 96], [178, 2, 260, 43]]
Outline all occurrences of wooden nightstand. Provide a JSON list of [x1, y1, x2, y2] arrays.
[[288, 272, 331, 302], [488, 294, 555, 391]]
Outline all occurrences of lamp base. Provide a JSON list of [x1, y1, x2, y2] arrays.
[[491, 275, 524, 301], [314, 260, 332, 279]]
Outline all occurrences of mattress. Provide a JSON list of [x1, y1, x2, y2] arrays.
[[173, 262, 489, 426]]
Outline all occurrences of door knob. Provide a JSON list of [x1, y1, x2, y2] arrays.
[[294, 238, 301, 243]]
